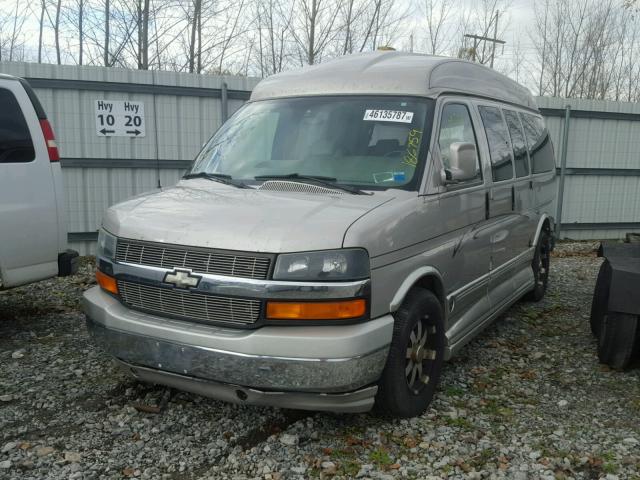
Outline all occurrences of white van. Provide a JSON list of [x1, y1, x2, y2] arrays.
[[0, 74, 78, 288]]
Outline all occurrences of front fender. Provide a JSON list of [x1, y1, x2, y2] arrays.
[[388, 266, 446, 314]]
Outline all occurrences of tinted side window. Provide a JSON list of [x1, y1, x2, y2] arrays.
[[438, 103, 482, 184], [520, 113, 555, 173], [478, 106, 514, 182], [503, 109, 529, 178], [0, 88, 35, 163]]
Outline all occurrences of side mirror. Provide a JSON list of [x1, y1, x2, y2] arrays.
[[445, 142, 477, 182]]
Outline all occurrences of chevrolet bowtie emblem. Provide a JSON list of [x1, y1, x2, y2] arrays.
[[163, 268, 201, 289]]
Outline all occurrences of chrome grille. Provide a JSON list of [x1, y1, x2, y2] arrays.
[[117, 281, 261, 326], [115, 239, 271, 280]]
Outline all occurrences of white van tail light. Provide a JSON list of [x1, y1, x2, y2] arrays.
[[39, 119, 60, 162]]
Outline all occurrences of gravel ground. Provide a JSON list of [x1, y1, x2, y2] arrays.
[[1, 243, 639, 480]]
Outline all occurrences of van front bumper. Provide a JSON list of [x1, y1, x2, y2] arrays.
[[83, 287, 393, 412]]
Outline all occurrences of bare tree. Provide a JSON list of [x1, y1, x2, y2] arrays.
[[291, 0, 341, 65], [216, 0, 248, 72], [60, 0, 88, 65], [254, 0, 295, 75], [78, 0, 84, 64], [0, 6, 19, 61], [7, 0, 640, 105], [137, 0, 150, 69], [339, 0, 357, 54], [423, 0, 454, 55], [6, 0, 28, 62], [104, 0, 110, 66], [37, 0, 46, 62], [334, 0, 408, 55], [533, 0, 549, 95], [53, 0, 62, 64], [187, 0, 201, 73], [531, 0, 640, 100]]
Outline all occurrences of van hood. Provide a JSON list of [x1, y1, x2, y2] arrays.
[[103, 180, 394, 253]]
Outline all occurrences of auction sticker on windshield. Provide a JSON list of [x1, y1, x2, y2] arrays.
[[363, 109, 414, 123]]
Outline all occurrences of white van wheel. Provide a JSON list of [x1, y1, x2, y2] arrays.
[[375, 288, 445, 418]]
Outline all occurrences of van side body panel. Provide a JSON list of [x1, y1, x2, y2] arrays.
[[343, 180, 491, 320], [0, 78, 64, 288], [346, 93, 555, 359]]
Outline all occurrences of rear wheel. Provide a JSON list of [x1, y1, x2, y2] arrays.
[[590, 261, 611, 338], [375, 288, 445, 418], [526, 230, 551, 302], [598, 312, 639, 370]]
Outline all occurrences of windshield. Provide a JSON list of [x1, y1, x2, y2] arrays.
[[189, 96, 435, 190]]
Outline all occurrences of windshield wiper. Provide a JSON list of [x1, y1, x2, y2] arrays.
[[182, 172, 250, 189], [254, 173, 370, 195]]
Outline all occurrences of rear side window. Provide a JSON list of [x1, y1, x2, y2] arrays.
[[520, 113, 555, 174], [0, 88, 35, 163], [503, 109, 529, 178], [478, 106, 514, 182]]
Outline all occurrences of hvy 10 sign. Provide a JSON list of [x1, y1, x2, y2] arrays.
[[95, 100, 146, 137]]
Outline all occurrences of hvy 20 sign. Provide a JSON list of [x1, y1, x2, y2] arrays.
[[95, 100, 146, 137]]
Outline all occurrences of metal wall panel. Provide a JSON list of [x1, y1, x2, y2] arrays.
[[562, 175, 640, 222], [537, 96, 640, 239], [63, 167, 184, 235]]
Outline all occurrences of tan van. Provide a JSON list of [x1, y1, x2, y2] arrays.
[[85, 52, 557, 417]]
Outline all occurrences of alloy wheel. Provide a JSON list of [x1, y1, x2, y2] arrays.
[[405, 315, 438, 394]]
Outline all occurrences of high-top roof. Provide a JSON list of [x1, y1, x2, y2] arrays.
[[251, 51, 537, 110]]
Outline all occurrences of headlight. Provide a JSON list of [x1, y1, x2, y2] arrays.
[[273, 249, 369, 281], [97, 228, 117, 261]]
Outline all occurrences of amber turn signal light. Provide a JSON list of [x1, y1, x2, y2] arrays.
[[96, 270, 118, 295], [266, 299, 366, 320]]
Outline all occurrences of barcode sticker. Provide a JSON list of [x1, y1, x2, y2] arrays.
[[363, 109, 414, 123]]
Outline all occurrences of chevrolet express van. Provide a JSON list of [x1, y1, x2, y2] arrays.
[[0, 74, 78, 289], [85, 52, 556, 417]]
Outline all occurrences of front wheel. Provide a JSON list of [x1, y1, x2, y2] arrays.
[[525, 230, 551, 302], [375, 288, 445, 418]]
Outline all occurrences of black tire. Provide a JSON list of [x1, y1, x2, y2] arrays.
[[590, 261, 612, 338], [525, 230, 551, 302], [598, 311, 639, 370], [375, 288, 446, 418]]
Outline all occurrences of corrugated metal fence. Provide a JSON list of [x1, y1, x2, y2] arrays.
[[537, 97, 640, 241], [0, 62, 638, 252]]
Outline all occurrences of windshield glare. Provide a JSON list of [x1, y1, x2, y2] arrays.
[[189, 96, 434, 190]]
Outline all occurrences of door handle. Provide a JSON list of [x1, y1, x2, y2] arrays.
[[485, 191, 490, 219], [511, 185, 515, 211]]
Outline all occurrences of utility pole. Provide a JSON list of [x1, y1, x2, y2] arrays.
[[490, 10, 499, 69], [462, 10, 505, 68], [410, 33, 414, 53]]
